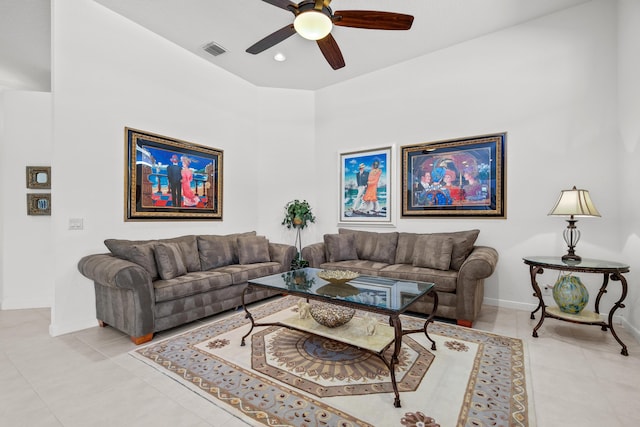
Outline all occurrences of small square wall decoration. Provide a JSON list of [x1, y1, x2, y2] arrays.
[[27, 193, 51, 215], [26, 166, 51, 189]]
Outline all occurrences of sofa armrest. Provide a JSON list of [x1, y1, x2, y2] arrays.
[[455, 246, 499, 323], [78, 253, 156, 339], [269, 243, 296, 271], [78, 253, 154, 292], [301, 242, 326, 267], [458, 246, 498, 280]]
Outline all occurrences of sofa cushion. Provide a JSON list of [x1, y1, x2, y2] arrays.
[[379, 264, 459, 293], [338, 228, 398, 264], [324, 233, 358, 262], [153, 270, 234, 303], [197, 231, 256, 270], [237, 235, 271, 264], [432, 229, 480, 270], [395, 233, 421, 265], [154, 243, 188, 280], [214, 262, 284, 284], [158, 235, 200, 272], [412, 235, 453, 271], [104, 239, 159, 279]]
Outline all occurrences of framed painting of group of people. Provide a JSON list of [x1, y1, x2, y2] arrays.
[[125, 128, 223, 221], [339, 146, 393, 225], [401, 133, 506, 218]]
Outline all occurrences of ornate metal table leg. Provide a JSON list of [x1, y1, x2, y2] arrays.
[[529, 265, 544, 320], [594, 273, 610, 331], [422, 290, 438, 351], [240, 285, 256, 346], [389, 314, 403, 408], [530, 266, 546, 338], [607, 272, 629, 356]]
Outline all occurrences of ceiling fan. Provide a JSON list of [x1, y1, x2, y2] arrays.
[[246, 0, 414, 70]]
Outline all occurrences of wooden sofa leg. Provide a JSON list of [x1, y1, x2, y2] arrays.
[[131, 333, 153, 345], [98, 320, 108, 327], [457, 319, 473, 328]]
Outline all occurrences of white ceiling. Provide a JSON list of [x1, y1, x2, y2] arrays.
[[1, 0, 591, 92]]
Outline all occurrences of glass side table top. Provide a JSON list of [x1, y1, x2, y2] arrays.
[[523, 256, 629, 272], [249, 267, 435, 313]]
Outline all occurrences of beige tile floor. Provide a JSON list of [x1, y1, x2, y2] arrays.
[[1, 302, 639, 427]]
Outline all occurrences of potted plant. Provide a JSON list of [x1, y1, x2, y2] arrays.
[[281, 199, 316, 269]]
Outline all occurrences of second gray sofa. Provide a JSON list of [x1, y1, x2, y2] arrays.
[[301, 228, 498, 327]]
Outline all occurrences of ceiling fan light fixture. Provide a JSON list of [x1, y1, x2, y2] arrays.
[[294, 10, 332, 40]]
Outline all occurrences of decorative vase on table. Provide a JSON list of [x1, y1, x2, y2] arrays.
[[552, 273, 589, 314]]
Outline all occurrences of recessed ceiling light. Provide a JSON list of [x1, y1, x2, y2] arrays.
[[274, 52, 286, 62]]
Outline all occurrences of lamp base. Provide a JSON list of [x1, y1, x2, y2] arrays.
[[561, 253, 581, 262]]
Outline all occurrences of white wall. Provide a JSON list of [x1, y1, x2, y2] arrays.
[[618, 0, 640, 334], [48, 0, 314, 335], [0, 91, 53, 309], [315, 1, 630, 322]]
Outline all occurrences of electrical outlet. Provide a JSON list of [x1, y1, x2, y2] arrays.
[[542, 286, 551, 296]]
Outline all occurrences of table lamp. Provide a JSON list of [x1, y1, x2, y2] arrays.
[[548, 186, 601, 262]]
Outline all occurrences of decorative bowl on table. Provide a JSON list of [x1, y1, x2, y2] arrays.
[[316, 283, 359, 297], [317, 270, 360, 285], [309, 303, 355, 328]]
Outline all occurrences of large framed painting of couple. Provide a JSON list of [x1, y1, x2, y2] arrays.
[[125, 127, 223, 221], [339, 146, 393, 225], [401, 133, 506, 218]]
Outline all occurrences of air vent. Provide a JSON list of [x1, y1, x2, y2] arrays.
[[202, 42, 227, 57]]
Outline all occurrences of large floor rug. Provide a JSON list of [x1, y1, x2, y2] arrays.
[[132, 297, 534, 427]]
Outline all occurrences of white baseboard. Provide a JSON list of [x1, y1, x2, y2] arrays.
[[1, 297, 52, 310], [49, 319, 100, 337]]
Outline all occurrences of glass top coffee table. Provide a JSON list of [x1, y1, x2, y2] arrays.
[[241, 267, 438, 407]]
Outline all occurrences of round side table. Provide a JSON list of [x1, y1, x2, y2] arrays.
[[523, 256, 630, 356]]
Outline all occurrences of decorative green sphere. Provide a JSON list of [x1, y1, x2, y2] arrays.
[[552, 274, 589, 314]]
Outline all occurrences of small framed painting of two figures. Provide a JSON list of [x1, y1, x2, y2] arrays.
[[125, 127, 223, 221], [401, 133, 506, 218], [339, 146, 393, 225]]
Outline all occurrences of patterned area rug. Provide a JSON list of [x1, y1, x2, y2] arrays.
[[132, 297, 534, 427]]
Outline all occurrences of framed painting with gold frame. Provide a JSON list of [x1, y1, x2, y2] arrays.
[[401, 133, 506, 218], [125, 127, 223, 221]]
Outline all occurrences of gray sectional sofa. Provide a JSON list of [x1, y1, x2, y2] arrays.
[[301, 228, 498, 327], [78, 232, 296, 344]]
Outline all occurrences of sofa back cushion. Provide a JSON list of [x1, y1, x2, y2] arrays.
[[154, 243, 188, 280], [197, 231, 257, 270], [104, 239, 159, 279], [412, 235, 454, 270], [104, 235, 201, 279], [158, 235, 200, 272], [338, 228, 398, 264], [324, 233, 358, 262], [395, 233, 420, 265], [435, 229, 480, 270], [396, 229, 480, 270], [237, 235, 271, 264]]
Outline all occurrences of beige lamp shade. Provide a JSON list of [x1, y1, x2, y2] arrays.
[[548, 186, 601, 217]]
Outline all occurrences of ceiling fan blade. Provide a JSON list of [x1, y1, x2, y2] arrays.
[[246, 24, 296, 54], [317, 34, 345, 70], [333, 11, 414, 30], [261, 0, 298, 13]]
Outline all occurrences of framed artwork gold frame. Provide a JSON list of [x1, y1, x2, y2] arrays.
[[125, 127, 223, 221], [401, 133, 506, 218]]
